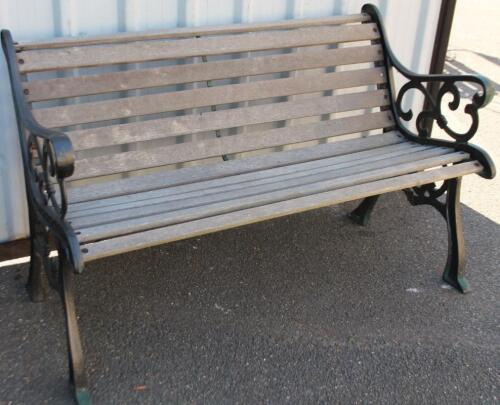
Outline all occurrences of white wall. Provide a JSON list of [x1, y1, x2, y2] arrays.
[[0, 0, 441, 242]]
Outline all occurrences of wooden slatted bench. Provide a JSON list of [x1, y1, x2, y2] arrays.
[[2, 4, 495, 404]]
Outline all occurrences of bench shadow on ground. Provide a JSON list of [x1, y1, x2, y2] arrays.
[[0, 192, 499, 404], [444, 56, 500, 97]]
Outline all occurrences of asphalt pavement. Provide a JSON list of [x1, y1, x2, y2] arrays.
[[1, 191, 499, 404]]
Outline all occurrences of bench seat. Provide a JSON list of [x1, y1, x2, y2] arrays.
[[70, 133, 479, 261]]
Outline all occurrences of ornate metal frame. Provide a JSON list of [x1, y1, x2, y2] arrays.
[[362, 4, 495, 179], [2, 30, 89, 404], [352, 4, 495, 294], [1, 30, 83, 273], [403, 181, 448, 219]]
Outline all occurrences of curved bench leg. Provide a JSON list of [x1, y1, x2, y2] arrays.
[[349, 195, 380, 226], [404, 178, 469, 293], [27, 218, 50, 302], [442, 178, 469, 293], [59, 251, 91, 404]]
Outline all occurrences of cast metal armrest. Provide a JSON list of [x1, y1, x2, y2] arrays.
[[362, 3, 495, 179], [2, 29, 82, 272]]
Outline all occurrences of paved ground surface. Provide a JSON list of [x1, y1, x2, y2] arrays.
[[1, 2, 499, 404]]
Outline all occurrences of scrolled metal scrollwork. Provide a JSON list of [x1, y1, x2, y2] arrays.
[[403, 181, 448, 219], [361, 3, 496, 180], [27, 134, 69, 218], [3, 28, 83, 273], [395, 76, 490, 142], [362, 3, 494, 147]]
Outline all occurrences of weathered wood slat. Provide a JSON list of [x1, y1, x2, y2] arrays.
[[68, 142, 417, 214], [25, 45, 383, 102], [71, 111, 393, 180], [80, 162, 480, 261], [68, 89, 388, 151], [71, 147, 454, 228], [67, 131, 404, 203], [34, 67, 385, 128], [19, 24, 379, 73], [16, 14, 371, 50], [68, 143, 419, 215], [77, 156, 475, 244]]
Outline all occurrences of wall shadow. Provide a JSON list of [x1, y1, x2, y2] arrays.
[[444, 58, 500, 97]]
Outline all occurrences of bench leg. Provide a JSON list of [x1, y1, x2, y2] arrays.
[[349, 195, 380, 226], [59, 251, 91, 405], [27, 218, 50, 302], [442, 178, 469, 293], [404, 178, 469, 293]]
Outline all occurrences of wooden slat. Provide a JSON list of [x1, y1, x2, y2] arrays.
[[68, 142, 417, 214], [67, 131, 405, 203], [16, 14, 371, 50], [71, 111, 393, 180], [77, 154, 472, 243], [68, 89, 388, 151], [25, 45, 383, 102], [19, 23, 379, 73], [70, 146, 451, 229], [80, 161, 481, 262], [34, 67, 385, 128], [68, 143, 419, 216]]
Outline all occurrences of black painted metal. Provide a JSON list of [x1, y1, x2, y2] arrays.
[[424, 0, 457, 136], [59, 250, 91, 405], [362, 3, 496, 180], [442, 178, 469, 293], [349, 195, 380, 226], [26, 216, 50, 302], [2, 29, 90, 404], [360, 4, 491, 292], [403, 182, 447, 219], [1, 30, 83, 273], [351, 4, 495, 229], [403, 178, 469, 292]]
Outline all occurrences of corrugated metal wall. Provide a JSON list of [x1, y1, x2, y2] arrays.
[[0, 0, 441, 243]]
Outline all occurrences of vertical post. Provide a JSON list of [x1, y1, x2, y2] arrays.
[[59, 251, 90, 404], [422, 0, 457, 136], [349, 195, 380, 226], [27, 216, 50, 302], [442, 177, 469, 293]]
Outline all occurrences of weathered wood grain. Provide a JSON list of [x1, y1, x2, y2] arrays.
[[33, 67, 385, 128], [25, 45, 382, 102], [16, 14, 371, 50], [68, 89, 388, 151], [71, 111, 393, 180], [77, 153, 467, 241], [68, 142, 418, 214], [79, 161, 480, 257], [67, 131, 404, 202], [19, 23, 379, 72], [71, 147, 455, 228]]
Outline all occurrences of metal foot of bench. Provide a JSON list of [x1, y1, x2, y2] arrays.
[[442, 178, 470, 293], [349, 195, 380, 226], [27, 219, 50, 302], [404, 178, 469, 293], [59, 251, 91, 404]]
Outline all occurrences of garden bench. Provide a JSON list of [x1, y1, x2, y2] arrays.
[[2, 4, 495, 404]]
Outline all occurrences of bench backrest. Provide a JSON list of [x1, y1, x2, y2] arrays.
[[15, 13, 393, 184]]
